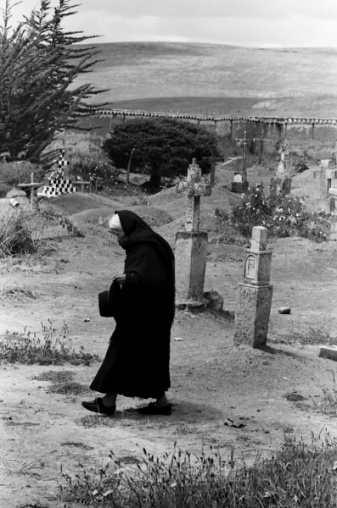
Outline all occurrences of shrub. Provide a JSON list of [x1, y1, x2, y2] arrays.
[[231, 180, 331, 241]]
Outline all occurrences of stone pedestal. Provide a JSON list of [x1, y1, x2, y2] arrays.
[[175, 231, 208, 308], [231, 164, 249, 193], [233, 284, 273, 348], [234, 226, 273, 348]]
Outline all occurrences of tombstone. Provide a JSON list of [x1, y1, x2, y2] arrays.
[[320, 167, 336, 198], [321, 159, 332, 169], [231, 131, 250, 193], [328, 187, 337, 240], [175, 159, 212, 309], [233, 226, 273, 348], [38, 149, 77, 198], [274, 145, 292, 196]]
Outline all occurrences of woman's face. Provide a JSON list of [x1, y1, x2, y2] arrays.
[[109, 228, 128, 246]]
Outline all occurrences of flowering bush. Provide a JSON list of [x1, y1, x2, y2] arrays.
[[231, 180, 331, 242]]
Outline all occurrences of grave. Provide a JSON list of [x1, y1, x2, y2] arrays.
[[231, 131, 250, 193], [18, 172, 43, 207], [175, 159, 212, 309], [233, 226, 273, 348], [275, 141, 292, 196], [38, 149, 77, 198]]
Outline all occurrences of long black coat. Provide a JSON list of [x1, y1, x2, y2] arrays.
[[90, 211, 175, 399]]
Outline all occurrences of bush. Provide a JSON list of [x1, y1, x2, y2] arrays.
[[231, 180, 331, 241]]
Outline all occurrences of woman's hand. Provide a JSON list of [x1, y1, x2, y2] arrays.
[[113, 274, 126, 285]]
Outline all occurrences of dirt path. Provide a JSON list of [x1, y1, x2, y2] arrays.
[[2, 168, 337, 507]]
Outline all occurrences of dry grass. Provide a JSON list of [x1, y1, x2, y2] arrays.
[[60, 437, 337, 507]]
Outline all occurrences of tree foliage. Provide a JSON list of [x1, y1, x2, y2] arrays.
[[0, 0, 104, 161], [103, 118, 220, 188]]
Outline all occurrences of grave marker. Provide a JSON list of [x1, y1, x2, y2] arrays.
[[231, 131, 250, 193], [175, 159, 211, 308], [233, 226, 273, 348]]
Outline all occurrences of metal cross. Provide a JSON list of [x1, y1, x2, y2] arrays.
[[176, 159, 212, 232], [235, 130, 253, 171]]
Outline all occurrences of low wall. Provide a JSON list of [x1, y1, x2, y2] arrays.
[[91, 109, 337, 147]]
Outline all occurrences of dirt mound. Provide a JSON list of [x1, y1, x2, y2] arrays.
[[70, 204, 174, 229], [39, 192, 124, 216]]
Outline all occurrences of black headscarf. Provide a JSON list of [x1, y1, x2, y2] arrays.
[[117, 210, 175, 322]]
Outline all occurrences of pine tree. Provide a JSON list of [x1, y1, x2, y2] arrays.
[[0, 0, 105, 161]]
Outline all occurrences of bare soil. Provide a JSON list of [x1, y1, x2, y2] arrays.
[[1, 165, 337, 507]]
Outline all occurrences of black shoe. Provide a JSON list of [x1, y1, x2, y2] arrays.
[[138, 402, 172, 416], [82, 398, 116, 416]]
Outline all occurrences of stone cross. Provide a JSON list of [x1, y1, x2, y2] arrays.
[[176, 159, 211, 232]]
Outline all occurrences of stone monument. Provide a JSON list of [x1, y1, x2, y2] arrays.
[[233, 226, 273, 348], [175, 159, 212, 309], [231, 131, 250, 193], [275, 141, 292, 195]]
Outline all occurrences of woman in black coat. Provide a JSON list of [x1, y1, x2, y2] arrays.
[[82, 210, 175, 416]]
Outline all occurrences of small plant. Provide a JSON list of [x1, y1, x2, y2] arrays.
[[0, 321, 99, 365], [39, 209, 85, 237]]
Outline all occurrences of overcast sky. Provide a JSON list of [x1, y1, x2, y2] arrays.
[[8, 0, 337, 47]]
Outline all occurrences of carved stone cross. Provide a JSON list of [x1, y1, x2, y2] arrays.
[[176, 159, 212, 232]]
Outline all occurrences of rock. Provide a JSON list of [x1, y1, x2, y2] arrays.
[[6, 187, 27, 198], [319, 346, 337, 362], [278, 307, 291, 314], [329, 188, 337, 197], [204, 290, 224, 312]]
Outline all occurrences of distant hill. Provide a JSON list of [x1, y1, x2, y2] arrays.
[[74, 42, 337, 117]]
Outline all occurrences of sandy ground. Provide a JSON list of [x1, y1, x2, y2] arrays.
[[2, 165, 337, 507]]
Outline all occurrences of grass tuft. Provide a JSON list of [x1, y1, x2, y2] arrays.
[[0, 321, 100, 365], [60, 437, 337, 507]]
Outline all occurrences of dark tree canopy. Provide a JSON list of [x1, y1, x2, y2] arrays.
[[103, 117, 220, 188], [0, 0, 105, 161]]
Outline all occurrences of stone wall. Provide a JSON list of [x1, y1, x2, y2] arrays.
[[74, 109, 337, 158]]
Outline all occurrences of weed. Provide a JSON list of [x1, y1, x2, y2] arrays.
[[317, 372, 337, 416], [39, 209, 85, 237], [1, 285, 37, 300], [47, 381, 89, 395], [60, 437, 337, 507], [0, 321, 99, 365]]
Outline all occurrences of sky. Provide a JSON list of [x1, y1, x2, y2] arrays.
[[7, 0, 337, 48]]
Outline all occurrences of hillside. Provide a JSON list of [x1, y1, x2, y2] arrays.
[[75, 42, 337, 117]]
